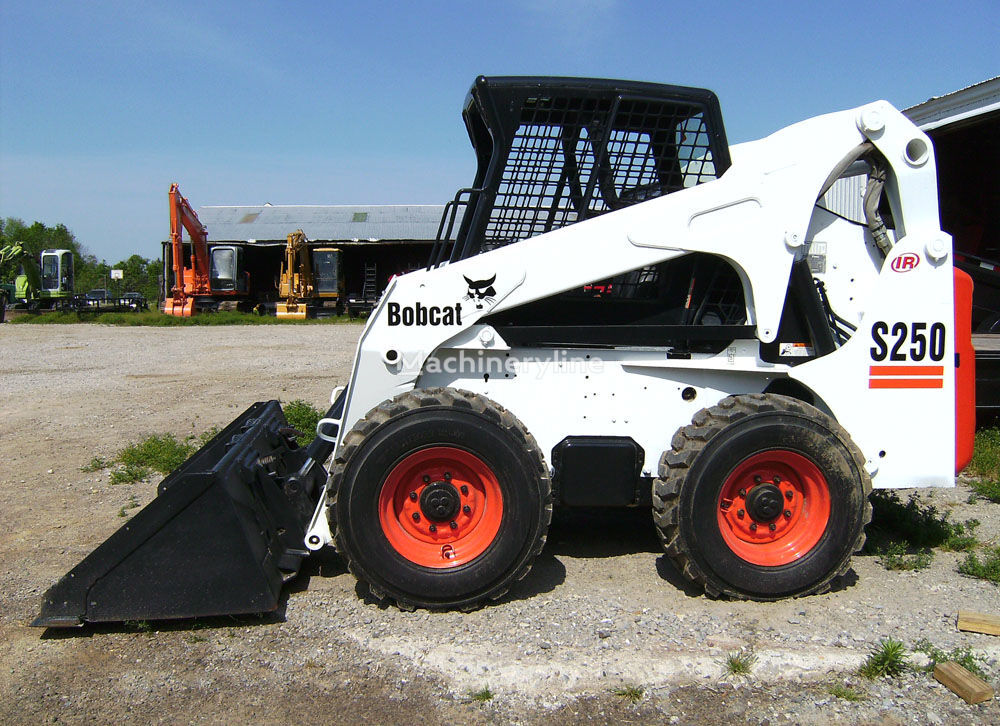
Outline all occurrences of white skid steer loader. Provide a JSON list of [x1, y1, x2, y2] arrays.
[[34, 77, 975, 626]]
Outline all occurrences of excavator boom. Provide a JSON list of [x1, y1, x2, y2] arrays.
[[165, 184, 210, 316], [277, 230, 312, 319]]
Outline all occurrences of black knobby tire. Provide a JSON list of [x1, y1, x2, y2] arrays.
[[329, 387, 552, 611], [652, 393, 872, 600]]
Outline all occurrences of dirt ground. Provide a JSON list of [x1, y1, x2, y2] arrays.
[[1, 323, 998, 725]]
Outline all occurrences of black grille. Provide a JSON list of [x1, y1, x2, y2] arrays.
[[430, 79, 728, 267], [483, 97, 717, 252]]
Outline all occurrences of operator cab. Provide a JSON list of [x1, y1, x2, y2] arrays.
[[432, 76, 747, 352], [209, 245, 247, 292], [429, 76, 731, 267], [312, 248, 341, 296], [40, 249, 73, 293]]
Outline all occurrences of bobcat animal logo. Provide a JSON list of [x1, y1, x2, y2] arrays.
[[463, 275, 496, 310]]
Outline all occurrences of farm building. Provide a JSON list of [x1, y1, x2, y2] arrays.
[[904, 76, 1000, 331]]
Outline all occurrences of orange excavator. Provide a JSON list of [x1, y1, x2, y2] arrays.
[[165, 183, 248, 316]]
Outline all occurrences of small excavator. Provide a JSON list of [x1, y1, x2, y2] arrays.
[[276, 229, 341, 319], [1, 243, 75, 316], [164, 184, 249, 316]]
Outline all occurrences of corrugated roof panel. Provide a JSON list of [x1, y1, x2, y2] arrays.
[[199, 204, 462, 243], [904, 76, 1000, 130]]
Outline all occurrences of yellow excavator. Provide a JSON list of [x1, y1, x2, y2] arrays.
[[276, 229, 341, 319]]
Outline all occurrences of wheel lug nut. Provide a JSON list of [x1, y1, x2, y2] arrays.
[[769, 523, 776, 531], [429, 524, 437, 533], [739, 488, 747, 497], [753, 475, 762, 484], [450, 521, 458, 530], [750, 523, 757, 531], [463, 505, 471, 514], [422, 475, 430, 483], [444, 472, 452, 480], [412, 512, 420, 522], [720, 501, 730, 510], [773, 476, 782, 484], [785, 490, 793, 500], [460, 485, 468, 495], [784, 510, 792, 518], [409, 491, 418, 501], [737, 509, 745, 519]]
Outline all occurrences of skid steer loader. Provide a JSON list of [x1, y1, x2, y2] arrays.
[[34, 76, 975, 626]]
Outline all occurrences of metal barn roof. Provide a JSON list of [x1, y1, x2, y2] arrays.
[[904, 76, 1000, 131], [199, 204, 456, 244]]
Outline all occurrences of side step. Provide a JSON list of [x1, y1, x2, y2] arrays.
[[33, 401, 320, 627]]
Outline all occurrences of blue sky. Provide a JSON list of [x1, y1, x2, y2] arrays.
[[1, 1, 997, 262]]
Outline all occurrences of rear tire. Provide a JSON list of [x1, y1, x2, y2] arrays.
[[652, 393, 871, 600], [330, 388, 552, 610]]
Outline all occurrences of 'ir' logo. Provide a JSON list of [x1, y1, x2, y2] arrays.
[[890, 253, 920, 273]]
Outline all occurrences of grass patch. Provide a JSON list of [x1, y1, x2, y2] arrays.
[[723, 650, 757, 676], [877, 542, 933, 571], [185, 633, 208, 644], [612, 685, 644, 704], [110, 463, 152, 485], [11, 310, 360, 326], [827, 683, 865, 702], [117, 433, 195, 474], [940, 518, 980, 552], [969, 427, 1000, 480], [283, 400, 323, 445], [913, 639, 988, 679], [969, 479, 1000, 504], [865, 491, 981, 570], [968, 427, 1000, 502], [109, 430, 221, 484], [958, 546, 1000, 585], [467, 686, 494, 703], [80, 456, 108, 472], [116, 494, 141, 517], [858, 637, 909, 679]]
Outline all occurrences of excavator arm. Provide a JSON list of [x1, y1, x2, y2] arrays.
[[166, 183, 211, 316], [277, 229, 314, 319]]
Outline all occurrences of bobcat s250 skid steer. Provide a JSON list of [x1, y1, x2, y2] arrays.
[[34, 76, 975, 626]]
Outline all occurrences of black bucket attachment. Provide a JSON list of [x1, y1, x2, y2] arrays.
[[33, 398, 340, 628]]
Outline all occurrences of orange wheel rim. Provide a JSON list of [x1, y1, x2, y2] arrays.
[[378, 446, 503, 568], [716, 450, 831, 566]]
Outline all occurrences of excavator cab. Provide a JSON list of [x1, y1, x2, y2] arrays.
[[209, 245, 247, 293], [40, 250, 74, 294], [312, 248, 340, 296]]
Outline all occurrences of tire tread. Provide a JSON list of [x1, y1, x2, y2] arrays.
[[329, 387, 552, 611], [651, 393, 872, 600]]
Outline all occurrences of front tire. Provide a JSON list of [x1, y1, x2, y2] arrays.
[[330, 388, 552, 610], [652, 394, 871, 600]]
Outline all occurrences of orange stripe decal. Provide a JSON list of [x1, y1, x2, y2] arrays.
[[869, 378, 943, 389], [869, 365, 944, 376]]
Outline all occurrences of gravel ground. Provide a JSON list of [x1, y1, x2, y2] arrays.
[[1, 323, 998, 724]]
